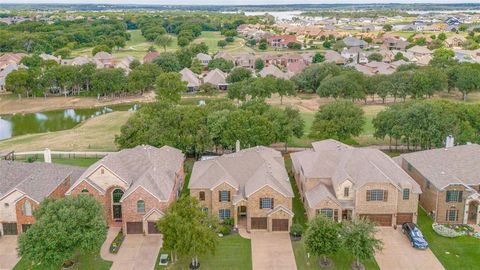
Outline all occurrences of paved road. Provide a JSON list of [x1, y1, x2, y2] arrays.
[[375, 227, 444, 270], [0, 236, 20, 270], [250, 232, 297, 270]]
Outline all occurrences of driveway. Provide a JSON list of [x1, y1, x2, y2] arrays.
[[250, 232, 297, 270], [101, 228, 163, 270], [0, 236, 20, 270], [375, 227, 444, 270]]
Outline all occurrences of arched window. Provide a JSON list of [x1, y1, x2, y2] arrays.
[[23, 201, 32, 216], [81, 188, 89, 194], [112, 189, 124, 220], [137, 200, 145, 213]]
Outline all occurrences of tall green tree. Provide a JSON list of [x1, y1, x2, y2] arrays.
[[155, 34, 173, 52], [304, 214, 341, 267], [153, 52, 182, 72], [155, 72, 186, 103], [310, 101, 365, 141], [18, 196, 106, 268], [157, 196, 218, 266], [453, 64, 480, 101], [342, 219, 382, 270]]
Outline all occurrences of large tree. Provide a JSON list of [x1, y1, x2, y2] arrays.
[[453, 64, 480, 101], [310, 101, 365, 141], [153, 52, 182, 72], [292, 63, 342, 93], [155, 72, 187, 103], [342, 219, 382, 270], [226, 67, 252, 84], [18, 196, 107, 268], [155, 34, 173, 52], [157, 196, 218, 267], [304, 214, 341, 268], [207, 58, 234, 72]]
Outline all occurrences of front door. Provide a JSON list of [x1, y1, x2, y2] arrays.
[[342, 210, 352, 221], [468, 202, 478, 224], [113, 205, 122, 220]]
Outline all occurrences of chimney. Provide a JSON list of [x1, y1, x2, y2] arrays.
[[445, 135, 454, 148], [44, 148, 52, 163], [235, 140, 240, 153]]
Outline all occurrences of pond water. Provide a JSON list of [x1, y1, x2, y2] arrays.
[[0, 104, 140, 141]]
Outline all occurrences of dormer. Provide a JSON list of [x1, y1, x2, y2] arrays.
[[336, 178, 354, 200]]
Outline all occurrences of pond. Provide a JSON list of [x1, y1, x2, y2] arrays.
[[0, 104, 140, 141]]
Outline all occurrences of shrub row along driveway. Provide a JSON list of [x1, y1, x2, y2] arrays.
[[374, 227, 444, 270], [251, 232, 297, 270]]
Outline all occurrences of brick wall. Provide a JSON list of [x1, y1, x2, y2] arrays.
[[15, 197, 38, 234], [436, 185, 468, 224], [211, 183, 236, 220], [246, 186, 292, 231], [355, 183, 399, 215], [307, 197, 342, 220]]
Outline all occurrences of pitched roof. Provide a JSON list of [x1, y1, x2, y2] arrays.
[[304, 184, 339, 208], [399, 144, 480, 189], [189, 146, 294, 199], [343, 37, 367, 47], [180, 68, 201, 88], [407, 45, 433, 55], [143, 51, 159, 63], [291, 140, 421, 193], [196, 53, 212, 61], [204, 68, 227, 85], [0, 161, 85, 202], [70, 145, 184, 201], [259, 65, 290, 79]]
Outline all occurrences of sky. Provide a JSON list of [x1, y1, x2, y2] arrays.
[[0, 0, 475, 5]]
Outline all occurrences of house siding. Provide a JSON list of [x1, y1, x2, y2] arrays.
[[247, 186, 292, 231]]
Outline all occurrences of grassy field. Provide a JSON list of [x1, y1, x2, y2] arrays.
[[14, 252, 111, 270], [0, 111, 131, 152], [416, 207, 480, 270], [156, 234, 252, 270]]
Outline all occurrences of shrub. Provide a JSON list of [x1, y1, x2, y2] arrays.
[[222, 217, 234, 226], [109, 230, 125, 254], [218, 225, 231, 236], [432, 223, 466, 238], [290, 223, 304, 237]]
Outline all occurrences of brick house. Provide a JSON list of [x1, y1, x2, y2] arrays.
[[189, 146, 294, 232], [0, 161, 84, 236], [291, 140, 421, 226], [267, 35, 299, 49], [66, 145, 185, 235], [396, 144, 480, 225]]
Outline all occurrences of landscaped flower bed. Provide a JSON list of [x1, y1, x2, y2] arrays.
[[432, 223, 466, 238], [109, 230, 125, 254]]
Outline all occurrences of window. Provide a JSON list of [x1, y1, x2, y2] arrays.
[[344, 187, 350, 197], [260, 198, 274, 209], [137, 200, 145, 213], [446, 209, 458, 222], [317, 208, 339, 221], [112, 189, 124, 203], [218, 209, 231, 219], [202, 207, 209, 213], [366, 189, 387, 201], [446, 190, 463, 202], [199, 191, 205, 201], [23, 201, 32, 216], [81, 188, 89, 194], [403, 189, 410, 200], [219, 191, 230, 202]]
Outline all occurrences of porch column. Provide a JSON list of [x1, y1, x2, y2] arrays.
[[463, 201, 469, 224], [233, 205, 238, 228]]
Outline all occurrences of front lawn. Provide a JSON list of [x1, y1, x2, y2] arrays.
[[13, 252, 111, 270], [417, 207, 480, 270], [156, 234, 252, 270], [292, 239, 380, 270]]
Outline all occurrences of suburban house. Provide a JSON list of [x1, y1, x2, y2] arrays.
[[180, 68, 201, 92], [343, 36, 368, 49], [396, 143, 480, 225], [66, 145, 185, 235], [214, 52, 236, 63], [0, 161, 84, 236], [267, 35, 299, 49], [383, 37, 409, 51], [259, 65, 290, 79], [291, 140, 421, 226], [0, 53, 25, 70], [189, 146, 295, 232], [324, 50, 346, 65], [203, 68, 228, 90], [445, 35, 467, 48], [234, 53, 256, 69], [196, 53, 212, 66]]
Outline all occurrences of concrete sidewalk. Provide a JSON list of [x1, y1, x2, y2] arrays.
[[0, 236, 20, 270]]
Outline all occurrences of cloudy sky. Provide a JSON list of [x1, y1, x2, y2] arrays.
[[0, 0, 473, 4]]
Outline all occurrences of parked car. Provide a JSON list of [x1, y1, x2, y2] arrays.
[[402, 222, 429, 249]]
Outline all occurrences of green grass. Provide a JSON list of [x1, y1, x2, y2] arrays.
[[416, 207, 480, 270], [284, 156, 308, 227], [180, 158, 195, 197], [50, 157, 100, 167], [292, 239, 380, 270], [289, 112, 314, 148], [156, 234, 252, 270], [14, 252, 111, 270]]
